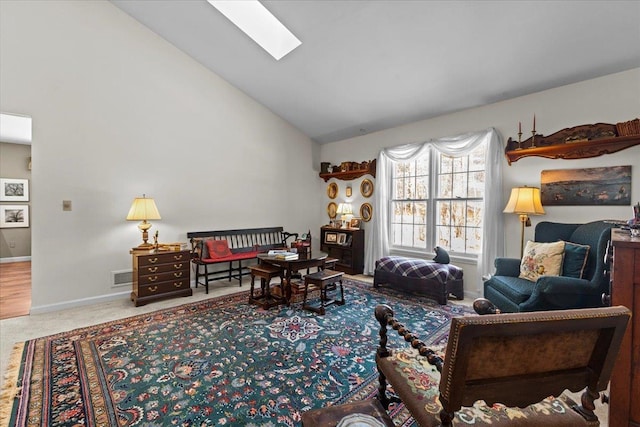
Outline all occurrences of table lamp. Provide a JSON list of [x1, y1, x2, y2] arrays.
[[503, 186, 545, 257], [127, 194, 161, 249], [336, 203, 353, 228]]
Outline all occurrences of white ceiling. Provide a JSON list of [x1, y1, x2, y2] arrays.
[[110, 0, 640, 144]]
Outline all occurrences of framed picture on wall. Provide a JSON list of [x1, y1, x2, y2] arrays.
[[360, 179, 374, 198], [324, 232, 338, 243], [541, 165, 631, 206], [0, 178, 29, 202], [360, 203, 373, 222], [327, 182, 338, 199], [0, 204, 29, 228]]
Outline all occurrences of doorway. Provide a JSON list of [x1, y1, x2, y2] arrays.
[[0, 113, 33, 319]]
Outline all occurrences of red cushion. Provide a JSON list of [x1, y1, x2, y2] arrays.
[[206, 239, 233, 259], [201, 251, 259, 264]]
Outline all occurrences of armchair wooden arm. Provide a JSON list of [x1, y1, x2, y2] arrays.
[[375, 303, 630, 426]]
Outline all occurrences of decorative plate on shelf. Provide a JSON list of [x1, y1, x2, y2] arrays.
[[327, 182, 338, 199], [336, 413, 386, 427], [360, 179, 374, 198], [328, 202, 338, 219], [360, 203, 373, 222]]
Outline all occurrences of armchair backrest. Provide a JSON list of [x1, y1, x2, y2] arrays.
[[534, 220, 612, 284], [535, 221, 580, 243], [568, 221, 612, 281], [438, 305, 630, 415]]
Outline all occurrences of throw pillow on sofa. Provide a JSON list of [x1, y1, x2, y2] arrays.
[[206, 239, 233, 259], [562, 241, 590, 279], [519, 241, 565, 282]]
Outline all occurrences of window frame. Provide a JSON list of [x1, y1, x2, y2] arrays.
[[388, 145, 485, 258]]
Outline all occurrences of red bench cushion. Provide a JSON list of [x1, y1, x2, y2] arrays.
[[201, 251, 259, 264]]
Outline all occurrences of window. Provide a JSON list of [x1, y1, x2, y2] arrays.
[[390, 143, 486, 256]]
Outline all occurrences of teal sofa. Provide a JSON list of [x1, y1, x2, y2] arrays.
[[484, 220, 612, 312]]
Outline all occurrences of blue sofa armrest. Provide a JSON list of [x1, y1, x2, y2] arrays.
[[493, 258, 521, 277]]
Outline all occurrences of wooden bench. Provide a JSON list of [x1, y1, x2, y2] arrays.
[[187, 227, 295, 293]]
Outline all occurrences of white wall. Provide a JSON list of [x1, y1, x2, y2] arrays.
[[320, 68, 640, 296], [0, 0, 322, 312]]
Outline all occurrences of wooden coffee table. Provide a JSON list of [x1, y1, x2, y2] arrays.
[[301, 399, 394, 426]]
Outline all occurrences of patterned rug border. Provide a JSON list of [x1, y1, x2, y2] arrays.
[[0, 278, 469, 427]]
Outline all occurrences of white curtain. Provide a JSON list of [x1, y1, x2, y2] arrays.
[[364, 128, 504, 282]]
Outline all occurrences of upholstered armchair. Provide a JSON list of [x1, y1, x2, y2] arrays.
[[484, 220, 612, 312], [375, 303, 630, 426]]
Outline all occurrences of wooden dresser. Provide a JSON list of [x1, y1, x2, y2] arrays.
[[610, 230, 640, 427], [131, 249, 192, 306]]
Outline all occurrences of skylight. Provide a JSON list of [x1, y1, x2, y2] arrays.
[[0, 113, 32, 144], [207, 0, 301, 61]]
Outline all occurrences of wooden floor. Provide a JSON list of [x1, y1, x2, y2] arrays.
[[0, 261, 31, 319]]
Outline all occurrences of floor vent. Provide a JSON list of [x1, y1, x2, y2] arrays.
[[111, 269, 132, 288]]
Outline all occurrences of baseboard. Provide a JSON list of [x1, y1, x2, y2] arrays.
[[31, 281, 200, 315], [30, 290, 131, 315], [0, 256, 31, 263]]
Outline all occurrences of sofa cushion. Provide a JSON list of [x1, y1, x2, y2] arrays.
[[486, 275, 535, 305], [519, 241, 565, 282], [562, 242, 590, 279]]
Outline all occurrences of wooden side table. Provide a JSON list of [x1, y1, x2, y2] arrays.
[[301, 399, 394, 427]]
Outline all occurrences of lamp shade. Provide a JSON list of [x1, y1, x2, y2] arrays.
[[336, 203, 353, 215], [126, 196, 161, 221], [503, 187, 545, 215]]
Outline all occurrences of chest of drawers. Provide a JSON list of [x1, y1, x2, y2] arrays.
[[610, 231, 640, 427], [131, 250, 192, 306]]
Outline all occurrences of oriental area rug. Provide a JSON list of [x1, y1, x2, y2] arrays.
[[0, 279, 471, 427]]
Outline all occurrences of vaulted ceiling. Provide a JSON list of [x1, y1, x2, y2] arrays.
[[110, 0, 640, 144]]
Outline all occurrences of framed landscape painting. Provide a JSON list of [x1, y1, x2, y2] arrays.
[[0, 178, 29, 202], [541, 166, 631, 206], [0, 205, 29, 228]]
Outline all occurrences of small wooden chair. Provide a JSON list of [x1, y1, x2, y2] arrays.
[[320, 257, 339, 271], [375, 302, 630, 426], [302, 269, 344, 315], [248, 263, 284, 309]]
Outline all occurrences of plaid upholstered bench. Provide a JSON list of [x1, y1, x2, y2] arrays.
[[373, 256, 463, 304]]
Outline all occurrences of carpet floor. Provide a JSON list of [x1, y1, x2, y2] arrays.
[[0, 278, 471, 426]]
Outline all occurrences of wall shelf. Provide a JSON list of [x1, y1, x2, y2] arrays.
[[505, 122, 640, 165], [319, 159, 376, 182]]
